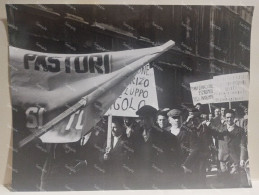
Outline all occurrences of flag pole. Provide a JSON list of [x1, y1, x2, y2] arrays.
[[107, 114, 112, 150], [209, 103, 212, 113], [107, 114, 112, 148]]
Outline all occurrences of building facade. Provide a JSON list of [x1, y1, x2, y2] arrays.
[[6, 5, 253, 109]]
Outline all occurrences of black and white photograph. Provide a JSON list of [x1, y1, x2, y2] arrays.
[[6, 4, 253, 191]]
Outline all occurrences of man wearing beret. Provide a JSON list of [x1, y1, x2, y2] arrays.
[[134, 105, 181, 189]]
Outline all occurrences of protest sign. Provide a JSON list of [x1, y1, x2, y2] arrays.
[[106, 64, 159, 117], [213, 72, 249, 103], [190, 79, 214, 105]]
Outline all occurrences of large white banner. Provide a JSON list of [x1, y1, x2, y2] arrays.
[[10, 41, 174, 144], [190, 72, 249, 105], [105, 64, 159, 117], [213, 72, 249, 103]]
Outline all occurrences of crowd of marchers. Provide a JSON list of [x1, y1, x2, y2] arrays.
[[39, 103, 250, 190]]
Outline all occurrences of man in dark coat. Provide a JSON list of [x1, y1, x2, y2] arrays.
[[134, 105, 181, 189], [209, 107, 224, 171], [122, 117, 141, 189], [39, 118, 108, 191], [68, 118, 108, 190], [102, 117, 131, 190], [180, 108, 211, 188], [167, 109, 192, 187], [167, 109, 190, 166]]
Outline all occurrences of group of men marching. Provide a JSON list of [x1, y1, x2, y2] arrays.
[[39, 104, 249, 190]]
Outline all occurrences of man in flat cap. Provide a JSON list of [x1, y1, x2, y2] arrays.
[[167, 109, 190, 160], [167, 108, 199, 187], [134, 105, 180, 189], [167, 109, 182, 136]]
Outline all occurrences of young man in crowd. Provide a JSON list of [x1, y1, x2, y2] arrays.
[[102, 117, 132, 189], [206, 109, 247, 187], [135, 105, 181, 189], [156, 110, 171, 132], [181, 108, 211, 188]]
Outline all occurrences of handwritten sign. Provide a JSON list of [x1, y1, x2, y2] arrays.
[[106, 64, 159, 117], [213, 72, 249, 103], [190, 79, 214, 105]]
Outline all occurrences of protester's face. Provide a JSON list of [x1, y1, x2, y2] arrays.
[[124, 118, 131, 126], [201, 114, 207, 121], [195, 105, 201, 111], [169, 116, 181, 128], [214, 109, 220, 117], [111, 122, 123, 137], [225, 113, 234, 126], [140, 116, 154, 129], [221, 108, 226, 117], [157, 115, 168, 129], [232, 109, 237, 115], [209, 114, 213, 121]]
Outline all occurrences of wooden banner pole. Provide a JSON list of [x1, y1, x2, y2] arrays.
[[107, 114, 113, 150]]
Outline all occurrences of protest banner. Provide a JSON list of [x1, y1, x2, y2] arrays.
[[213, 72, 249, 103], [105, 64, 159, 117], [9, 41, 174, 146], [190, 79, 214, 105]]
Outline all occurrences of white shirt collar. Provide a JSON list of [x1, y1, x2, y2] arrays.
[[227, 124, 235, 132], [142, 129, 151, 142], [170, 126, 180, 136], [113, 135, 121, 148]]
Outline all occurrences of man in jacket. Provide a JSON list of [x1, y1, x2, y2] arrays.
[[135, 105, 181, 189], [206, 109, 247, 187], [180, 108, 209, 188], [102, 117, 131, 190]]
